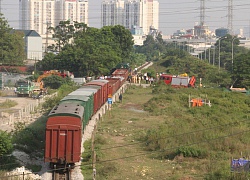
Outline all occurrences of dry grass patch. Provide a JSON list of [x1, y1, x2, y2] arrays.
[[84, 85, 249, 179], [90, 86, 207, 179]]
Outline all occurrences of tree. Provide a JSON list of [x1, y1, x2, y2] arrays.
[[48, 20, 87, 52], [42, 23, 134, 77], [43, 75, 73, 89], [0, 14, 25, 65], [232, 52, 250, 88], [0, 130, 13, 156], [36, 53, 58, 70], [135, 35, 167, 61], [110, 25, 134, 60]]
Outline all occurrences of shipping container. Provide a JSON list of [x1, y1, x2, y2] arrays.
[[45, 104, 84, 165], [112, 69, 129, 83], [86, 80, 109, 104], [68, 88, 96, 117], [81, 85, 102, 113], [60, 94, 93, 128], [106, 77, 121, 96]]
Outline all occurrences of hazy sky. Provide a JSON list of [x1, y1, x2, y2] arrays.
[[1, 0, 250, 36]]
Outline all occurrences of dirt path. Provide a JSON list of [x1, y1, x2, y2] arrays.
[[0, 90, 35, 109], [0, 90, 41, 132]]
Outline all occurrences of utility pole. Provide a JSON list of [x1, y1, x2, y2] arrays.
[[228, 0, 233, 35], [0, 0, 2, 14], [92, 125, 97, 180], [204, 38, 207, 61], [45, 22, 51, 53], [213, 46, 215, 66], [200, 0, 205, 37], [249, 20, 250, 38]]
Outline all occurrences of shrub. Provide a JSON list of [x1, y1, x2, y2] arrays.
[[43, 75, 67, 89], [0, 131, 13, 156], [82, 140, 92, 162], [176, 146, 207, 158], [97, 162, 118, 179]]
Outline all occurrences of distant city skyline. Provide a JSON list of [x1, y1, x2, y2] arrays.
[[101, 0, 159, 35], [1, 0, 250, 37], [19, 0, 89, 35]]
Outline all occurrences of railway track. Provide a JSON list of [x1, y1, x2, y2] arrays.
[[52, 170, 71, 180]]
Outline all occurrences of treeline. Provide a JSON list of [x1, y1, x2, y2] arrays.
[[0, 14, 26, 66], [135, 34, 250, 89], [37, 21, 146, 77], [1, 12, 250, 88]]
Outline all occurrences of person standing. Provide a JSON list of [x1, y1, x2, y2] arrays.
[[150, 77, 154, 84], [146, 76, 149, 84], [144, 72, 147, 80], [138, 75, 141, 84], [156, 73, 159, 81], [14, 87, 17, 95], [119, 94, 123, 103]]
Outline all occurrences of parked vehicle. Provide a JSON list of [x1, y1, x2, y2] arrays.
[[160, 74, 196, 88], [15, 79, 35, 97]]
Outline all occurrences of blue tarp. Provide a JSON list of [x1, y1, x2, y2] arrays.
[[231, 159, 250, 171]]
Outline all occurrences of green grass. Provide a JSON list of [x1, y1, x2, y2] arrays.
[[82, 84, 250, 179], [0, 99, 18, 109]]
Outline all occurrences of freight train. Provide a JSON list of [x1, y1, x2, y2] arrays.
[[44, 66, 129, 172]]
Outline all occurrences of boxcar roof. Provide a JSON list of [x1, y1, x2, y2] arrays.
[[48, 103, 84, 118], [106, 78, 120, 84], [78, 88, 99, 93], [69, 90, 94, 96], [107, 77, 122, 80], [91, 79, 109, 83], [86, 81, 107, 86], [112, 69, 128, 74], [111, 76, 125, 80], [81, 85, 101, 90], [61, 95, 90, 102]]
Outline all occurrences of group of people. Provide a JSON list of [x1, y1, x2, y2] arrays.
[[128, 73, 155, 85]]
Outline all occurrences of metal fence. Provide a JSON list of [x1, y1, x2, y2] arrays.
[[0, 93, 57, 131]]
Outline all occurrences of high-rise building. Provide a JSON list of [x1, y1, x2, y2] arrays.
[[102, 0, 124, 26], [147, 0, 159, 31], [19, 0, 88, 35], [101, 0, 159, 35]]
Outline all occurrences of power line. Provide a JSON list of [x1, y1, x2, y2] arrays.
[[86, 117, 250, 153], [0, 128, 249, 179], [81, 128, 250, 166], [228, 0, 233, 35], [1, 115, 247, 169]]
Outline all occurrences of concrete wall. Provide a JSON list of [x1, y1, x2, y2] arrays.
[[26, 36, 43, 61]]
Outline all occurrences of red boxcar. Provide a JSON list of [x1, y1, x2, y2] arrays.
[[112, 69, 129, 84], [106, 77, 122, 96], [85, 80, 109, 106], [44, 104, 84, 167]]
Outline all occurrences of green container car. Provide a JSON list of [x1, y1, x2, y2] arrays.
[[60, 91, 95, 128], [59, 95, 93, 128], [69, 89, 97, 122]]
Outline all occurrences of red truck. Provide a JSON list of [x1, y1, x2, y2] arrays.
[[160, 74, 196, 88]]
